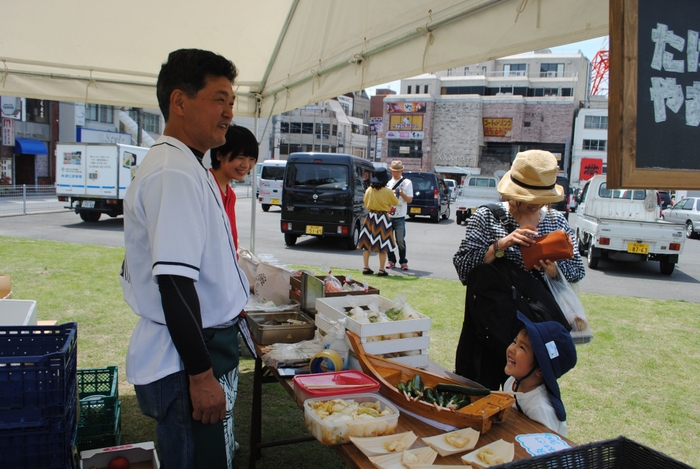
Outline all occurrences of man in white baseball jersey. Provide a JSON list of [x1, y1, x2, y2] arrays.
[[120, 49, 248, 469]]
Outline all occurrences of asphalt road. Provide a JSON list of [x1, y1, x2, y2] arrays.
[[2, 197, 700, 303]]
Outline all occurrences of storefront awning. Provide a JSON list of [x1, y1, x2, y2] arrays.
[[434, 165, 481, 175], [14, 138, 48, 155]]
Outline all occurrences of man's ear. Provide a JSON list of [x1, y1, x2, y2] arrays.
[[535, 368, 544, 378], [169, 89, 186, 118]]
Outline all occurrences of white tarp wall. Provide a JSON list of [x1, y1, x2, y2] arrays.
[[0, 0, 608, 117]]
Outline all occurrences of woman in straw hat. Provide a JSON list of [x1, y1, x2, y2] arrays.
[[452, 150, 585, 390], [453, 149, 585, 284]]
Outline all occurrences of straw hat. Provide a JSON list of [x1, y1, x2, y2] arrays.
[[497, 150, 564, 204], [389, 160, 404, 171]]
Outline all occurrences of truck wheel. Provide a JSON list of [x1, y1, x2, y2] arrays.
[[79, 212, 101, 223], [686, 221, 696, 239], [587, 241, 599, 269], [577, 230, 587, 255], [456, 213, 462, 225], [431, 212, 440, 223], [659, 257, 675, 275], [262, 204, 271, 212], [345, 223, 360, 250], [284, 234, 298, 246]]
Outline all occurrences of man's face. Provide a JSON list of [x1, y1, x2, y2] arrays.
[[390, 169, 403, 179], [181, 75, 235, 153]]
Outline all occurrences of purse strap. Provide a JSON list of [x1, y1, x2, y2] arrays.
[[481, 203, 517, 234]]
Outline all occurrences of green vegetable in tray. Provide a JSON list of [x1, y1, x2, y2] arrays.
[[435, 383, 491, 396]]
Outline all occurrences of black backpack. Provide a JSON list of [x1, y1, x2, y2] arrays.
[[454, 205, 572, 390]]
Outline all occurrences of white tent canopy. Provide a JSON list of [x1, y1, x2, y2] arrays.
[[1, 0, 608, 118]]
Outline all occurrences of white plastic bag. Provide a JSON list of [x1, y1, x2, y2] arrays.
[[544, 265, 593, 344], [238, 249, 259, 289]]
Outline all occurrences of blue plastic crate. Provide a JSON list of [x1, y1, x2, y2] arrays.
[[0, 396, 77, 469], [0, 323, 78, 424]]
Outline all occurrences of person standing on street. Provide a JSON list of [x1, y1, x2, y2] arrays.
[[386, 160, 413, 270], [120, 48, 249, 469]]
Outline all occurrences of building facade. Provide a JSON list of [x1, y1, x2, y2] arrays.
[[380, 50, 591, 183], [570, 97, 608, 188]]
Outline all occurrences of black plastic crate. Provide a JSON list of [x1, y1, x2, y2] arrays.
[[0, 397, 77, 469], [494, 436, 694, 469], [0, 323, 78, 424], [76, 401, 121, 453], [77, 366, 119, 437]]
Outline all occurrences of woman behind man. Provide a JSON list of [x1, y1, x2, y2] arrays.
[[209, 125, 259, 251], [453, 149, 585, 389]]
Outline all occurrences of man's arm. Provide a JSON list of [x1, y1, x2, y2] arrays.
[[158, 275, 226, 424]]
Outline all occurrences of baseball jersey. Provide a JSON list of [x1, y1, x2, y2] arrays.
[[387, 177, 413, 218], [121, 136, 249, 385]]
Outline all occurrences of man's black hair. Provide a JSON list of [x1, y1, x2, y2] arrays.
[[156, 49, 238, 122], [210, 125, 259, 169]]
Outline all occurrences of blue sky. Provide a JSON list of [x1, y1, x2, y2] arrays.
[[364, 36, 609, 96]]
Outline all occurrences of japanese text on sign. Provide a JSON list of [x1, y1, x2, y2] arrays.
[[649, 22, 700, 125], [389, 115, 423, 131], [483, 118, 513, 137]]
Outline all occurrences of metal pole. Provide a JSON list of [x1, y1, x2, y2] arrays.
[[22, 184, 27, 214], [250, 101, 260, 254]]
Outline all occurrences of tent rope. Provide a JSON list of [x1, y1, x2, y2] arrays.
[[0, 60, 8, 87], [515, 0, 541, 27], [85, 69, 98, 104], [310, 69, 321, 95], [417, 26, 434, 73]]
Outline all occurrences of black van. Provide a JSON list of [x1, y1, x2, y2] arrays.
[[553, 174, 570, 219], [280, 153, 375, 249], [403, 171, 451, 223]]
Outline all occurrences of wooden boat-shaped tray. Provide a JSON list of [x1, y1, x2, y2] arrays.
[[346, 330, 514, 433]]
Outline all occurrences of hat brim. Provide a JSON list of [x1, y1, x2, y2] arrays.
[[498, 171, 564, 204], [516, 312, 566, 421]]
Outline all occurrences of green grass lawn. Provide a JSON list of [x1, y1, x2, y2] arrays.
[[1, 236, 698, 468]]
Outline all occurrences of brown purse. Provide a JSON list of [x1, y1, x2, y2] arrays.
[[520, 229, 574, 270]]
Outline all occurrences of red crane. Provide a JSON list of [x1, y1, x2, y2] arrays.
[[590, 39, 609, 96]]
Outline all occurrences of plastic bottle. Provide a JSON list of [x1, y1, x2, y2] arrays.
[[322, 320, 337, 350], [328, 319, 350, 370]]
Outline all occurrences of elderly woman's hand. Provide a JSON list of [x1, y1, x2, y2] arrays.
[[501, 226, 538, 249], [538, 259, 558, 278]]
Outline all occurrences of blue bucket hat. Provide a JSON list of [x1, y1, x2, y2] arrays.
[[371, 167, 391, 184], [516, 311, 577, 422]]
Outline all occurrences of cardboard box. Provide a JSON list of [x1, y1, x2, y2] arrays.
[[315, 295, 431, 368], [0, 299, 37, 325], [0, 274, 11, 299], [289, 274, 380, 304], [80, 441, 160, 469]]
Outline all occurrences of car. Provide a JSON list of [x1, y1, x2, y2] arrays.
[[662, 196, 700, 238], [403, 171, 451, 223], [658, 190, 672, 210], [552, 174, 570, 219]]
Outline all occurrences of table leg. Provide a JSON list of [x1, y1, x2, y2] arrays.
[[249, 355, 264, 469]]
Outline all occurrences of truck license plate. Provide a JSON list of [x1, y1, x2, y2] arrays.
[[410, 207, 422, 214], [271, 198, 280, 205], [82, 200, 95, 208], [627, 242, 649, 254], [306, 225, 323, 235]]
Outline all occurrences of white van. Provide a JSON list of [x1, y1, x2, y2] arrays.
[[444, 178, 457, 201], [258, 159, 287, 211]]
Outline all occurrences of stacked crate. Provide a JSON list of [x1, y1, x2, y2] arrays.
[[75, 366, 121, 452], [0, 322, 79, 469]]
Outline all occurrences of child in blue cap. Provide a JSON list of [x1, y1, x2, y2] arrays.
[[503, 311, 577, 436]]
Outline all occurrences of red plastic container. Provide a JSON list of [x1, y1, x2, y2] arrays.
[[293, 370, 380, 406]]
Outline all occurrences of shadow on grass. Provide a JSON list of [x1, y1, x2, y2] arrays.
[[115, 358, 346, 469]]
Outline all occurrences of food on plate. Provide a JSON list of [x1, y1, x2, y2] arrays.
[[445, 432, 471, 448], [310, 397, 392, 422], [402, 449, 420, 464], [383, 439, 408, 452], [477, 447, 504, 465]]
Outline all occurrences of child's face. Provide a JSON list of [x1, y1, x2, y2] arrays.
[[504, 329, 538, 379]]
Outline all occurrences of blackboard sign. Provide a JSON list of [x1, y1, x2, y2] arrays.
[[608, 0, 700, 189]]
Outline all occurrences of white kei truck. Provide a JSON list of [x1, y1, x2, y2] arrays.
[[454, 175, 501, 225], [55, 143, 149, 222], [575, 175, 685, 275]]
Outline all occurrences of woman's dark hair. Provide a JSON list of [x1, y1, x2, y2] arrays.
[[156, 49, 238, 122], [370, 181, 389, 190], [210, 125, 259, 169]]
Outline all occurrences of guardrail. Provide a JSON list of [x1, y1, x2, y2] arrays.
[[0, 185, 68, 216]]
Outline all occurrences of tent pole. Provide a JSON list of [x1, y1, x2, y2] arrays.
[[250, 97, 260, 255]]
